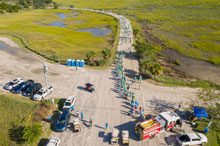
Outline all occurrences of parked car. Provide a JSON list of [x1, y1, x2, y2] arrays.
[[63, 96, 76, 110], [22, 83, 42, 97], [10, 80, 34, 94], [53, 109, 71, 132], [4, 78, 24, 90], [46, 137, 60, 146], [32, 86, 53, 101], [21, 80, 35, 93], [176, 132, 208, 146]]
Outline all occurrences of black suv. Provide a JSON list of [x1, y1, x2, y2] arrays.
[[11, 80, 34, 94], [22, 83, 42, 97]]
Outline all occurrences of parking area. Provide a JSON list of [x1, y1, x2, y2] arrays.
[[0, 38, 200, 146]]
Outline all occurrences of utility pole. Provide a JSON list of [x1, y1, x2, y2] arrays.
[[42, 62, 54, 104]]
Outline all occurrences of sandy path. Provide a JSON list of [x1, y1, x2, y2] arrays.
[[0, 9, 199, 146]]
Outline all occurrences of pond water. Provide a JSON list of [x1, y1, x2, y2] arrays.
[[49, 21, 66, 28], [47, 13, 68, 28], [0, 41, 38, 62], [0, 41, 7, 49], [57, 13, 67, 19], [78, 27, 112, 36]]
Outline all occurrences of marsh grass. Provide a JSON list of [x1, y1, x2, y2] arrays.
[[0, 93, 37, 145], [56, 0, 220, 65], [0, 9, 118, 62]]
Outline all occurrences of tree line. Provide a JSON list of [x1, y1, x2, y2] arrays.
[[18, 0, 55, 8], [86, 48, 113, 66], [0, 0, 57, 13], [0, 2, 21, 13], [133, 41, 163, 79]]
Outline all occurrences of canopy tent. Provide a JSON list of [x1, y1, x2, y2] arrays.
[[193, 106, 208, 118]]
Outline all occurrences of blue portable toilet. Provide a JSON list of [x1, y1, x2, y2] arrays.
[[75, 59, 80, 67], [67, 59, 71, 66], [79, 60, 83, 67], [71, 59, 75, 66], [79, 60, 85, 67]]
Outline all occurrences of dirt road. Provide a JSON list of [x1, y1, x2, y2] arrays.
[[0, 10, 199, 146]]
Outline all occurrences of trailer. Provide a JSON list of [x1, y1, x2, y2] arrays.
[[111, 128, 119, 144], [122, 130, 129, 145], [72, 119, 81, 132], [135, 111, 182, 141]]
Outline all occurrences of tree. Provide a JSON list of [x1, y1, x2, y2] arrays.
[[149, 63, 163, 79], [21, 123, 42, 144], [53, 2, 58, 9], [86, 50, 95, 65], [133, 28, 139, 37], [102, 48, 111, 60]]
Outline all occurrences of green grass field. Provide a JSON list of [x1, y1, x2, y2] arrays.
[[54, 0, 220, 65], [0, 9, 118, 62], [0, 93, 38, 145]]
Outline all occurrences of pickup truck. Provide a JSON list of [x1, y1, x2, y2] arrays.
[[176, 132, 208, 146], [32, 86, 53, 101]]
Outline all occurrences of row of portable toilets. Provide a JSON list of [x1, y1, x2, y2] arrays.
[[67, 59, 85, 67]]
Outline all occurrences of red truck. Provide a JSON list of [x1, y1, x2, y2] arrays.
[[135, 111, 182, 141]]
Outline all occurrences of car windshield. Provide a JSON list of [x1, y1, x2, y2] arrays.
[[179, 135, 190, 142], [65, 102, 71, 106], [37, 91, 44, 95], [18, 82, 25, 87], [58, 119, 66, 124], [27, 85, 34, 92], [9, 82, 14, 85]]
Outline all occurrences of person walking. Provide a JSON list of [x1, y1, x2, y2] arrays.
[[76, 111, 80, 118], [139, 106, 142, 114], [80, 112, 84, 121], [89, 116, 93, 128], [178, 102, 182, 109], [105, 122, 108, 130]]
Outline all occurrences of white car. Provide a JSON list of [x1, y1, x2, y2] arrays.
[[4, 78, 24, 90], [46, 137, 60, 146], [176, 132, 208, 146], [63, 96, 76, 110], [32, 86, 53, 101]]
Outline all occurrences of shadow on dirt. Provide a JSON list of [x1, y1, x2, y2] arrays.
[[56, 98, 66, 111], [148, 98, 176, 113], [114, 120, 139, 142], [164, 134, 178, 145], [38, 138, 48, 146]]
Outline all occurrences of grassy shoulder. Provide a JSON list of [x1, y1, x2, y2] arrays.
[[154, 76, 220, 90], [0, 9, 118, 63], [0, 93, 52, 145]]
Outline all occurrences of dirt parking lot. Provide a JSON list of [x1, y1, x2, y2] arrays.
[[0, 38, 201, 146]]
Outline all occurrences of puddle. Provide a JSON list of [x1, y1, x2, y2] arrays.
[[57, 13, 67, 19], [78, 27, 112, 36], [164, 49, 220, 85], [0, 41, 38, 62], [0, 41, 18, 55], [49, 21, 66, 28]]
